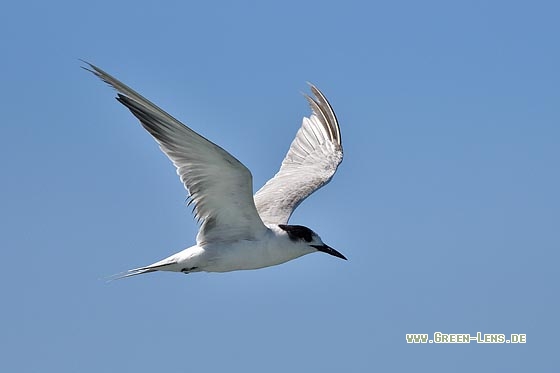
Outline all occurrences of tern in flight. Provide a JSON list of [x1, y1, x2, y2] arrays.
[[85, 63, 346, 278]]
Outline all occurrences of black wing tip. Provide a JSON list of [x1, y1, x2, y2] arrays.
[[115, 92, 129, 103], [115, 94, 137, 112], [302, 83, 342, 147], [79, 58, 92, 67], [81, 60, 124, 97], [80, 59, 102, 77]]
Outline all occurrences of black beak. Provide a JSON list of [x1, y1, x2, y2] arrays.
[[311, 244, 347, 260]]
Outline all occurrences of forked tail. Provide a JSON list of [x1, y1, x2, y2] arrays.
[[107, 260, 179, 281]]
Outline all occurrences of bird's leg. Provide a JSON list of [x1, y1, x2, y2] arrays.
[[181, 267, 198, 274]]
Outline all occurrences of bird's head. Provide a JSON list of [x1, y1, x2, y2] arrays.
[[278, 224, 347, 260]]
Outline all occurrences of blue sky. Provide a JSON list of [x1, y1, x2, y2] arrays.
[[1, 0, 558, 371]]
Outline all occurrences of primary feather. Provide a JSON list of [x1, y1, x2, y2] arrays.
[[84, 63, 267, 245], [254, 84, 343, 224]]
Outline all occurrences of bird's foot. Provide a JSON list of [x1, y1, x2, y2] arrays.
[[181, 267, 197, 274]]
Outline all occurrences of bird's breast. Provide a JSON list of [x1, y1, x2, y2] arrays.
[[200, 237, 309, 272]]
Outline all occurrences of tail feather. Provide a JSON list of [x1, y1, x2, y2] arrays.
[[107, 259, 179, 281], [108, 268, 158, 281]]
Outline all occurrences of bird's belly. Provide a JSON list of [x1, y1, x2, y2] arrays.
[[200, 241, 305, 272]]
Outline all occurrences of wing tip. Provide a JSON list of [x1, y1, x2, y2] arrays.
[[302, 83, 342, 148], [80, 59, 104, 78]]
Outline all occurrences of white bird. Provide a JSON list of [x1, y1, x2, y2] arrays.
[[84, 63, 346, 278]]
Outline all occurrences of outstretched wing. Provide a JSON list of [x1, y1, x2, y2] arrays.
[[254, 84, 343, 225], [85, 63, 267, 244]]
